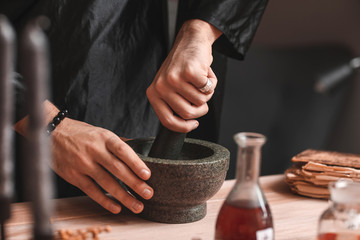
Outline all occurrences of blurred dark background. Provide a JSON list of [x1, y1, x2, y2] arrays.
[[219, 0, 360, 179]]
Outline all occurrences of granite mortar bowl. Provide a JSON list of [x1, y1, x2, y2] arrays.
[[127, 137, 230, 224]]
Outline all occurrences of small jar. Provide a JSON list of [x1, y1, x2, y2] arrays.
[[317, 179, 360, 240]]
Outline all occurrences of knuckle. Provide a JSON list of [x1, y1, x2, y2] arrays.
[[127, 180, 144, 194], [196, 97, 207, 106], [113, 141, 128, 156], [120, 140, 130, 152], [112, 161, 125, 174], [183, 65, 196, 79], [77, 179, 93, 191], [181, 109, 195, 120], [76, 154, 96, 172], [74, 153, 86, 164], [100, 128, 112, 138], [83, 141, 96, 153], [166, 72, 178, 86], [112, 186, 126, 199], [67, 168, 79, 178], [83, 161, 95, 173], [160, 115, 174, 128], [61, 170, 80, 185], [154, 79, 167, 93]]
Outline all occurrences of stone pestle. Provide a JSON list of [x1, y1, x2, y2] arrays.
[[148, 124, 186, 160], [0, 15, 15, 240]]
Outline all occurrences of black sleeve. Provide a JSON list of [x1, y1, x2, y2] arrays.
[[0, 0, 37, 23], [177, 0, 268, 60]]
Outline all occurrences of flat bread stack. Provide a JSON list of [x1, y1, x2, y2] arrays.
[[285, 149, 360, 199]]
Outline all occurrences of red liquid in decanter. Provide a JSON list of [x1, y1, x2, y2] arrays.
[[215, 199, 273, 240], [318, 233, 360, 240]]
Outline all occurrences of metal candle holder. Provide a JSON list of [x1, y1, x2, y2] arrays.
[[0, 15, 15, 240], [19, 17, 54, 240], [0, 15, 54, 240]]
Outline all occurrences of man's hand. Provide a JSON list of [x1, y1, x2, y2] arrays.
[[146, 19, 222, 133], [15, 101, 154, 214]]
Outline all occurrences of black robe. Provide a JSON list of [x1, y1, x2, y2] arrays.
[[1, 0, 267, 199]]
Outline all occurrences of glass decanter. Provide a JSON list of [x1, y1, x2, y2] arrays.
[[215, 132, 274, 240], [317, 179, 360, 240]]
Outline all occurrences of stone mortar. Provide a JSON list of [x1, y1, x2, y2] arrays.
[[127, 137, 230, 224]]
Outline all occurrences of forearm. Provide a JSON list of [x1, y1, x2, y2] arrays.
[[14, 100, 59, 137]]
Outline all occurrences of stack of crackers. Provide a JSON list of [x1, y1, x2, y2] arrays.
[[285, 149, 360, 199]]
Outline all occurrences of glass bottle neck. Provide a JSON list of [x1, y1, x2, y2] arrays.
[[235, 145, 262, 183]]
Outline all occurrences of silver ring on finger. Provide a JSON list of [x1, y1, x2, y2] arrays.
[[199, 78, 213, 93]]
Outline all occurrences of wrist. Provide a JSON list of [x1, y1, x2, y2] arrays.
[[46, 109, 69, 135], [43, 100, 60, 125], [14, 100, 61, 137], [179, 19, 222, 45]]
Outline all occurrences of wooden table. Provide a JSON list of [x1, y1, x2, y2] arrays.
[[5, 174, 329, 239]]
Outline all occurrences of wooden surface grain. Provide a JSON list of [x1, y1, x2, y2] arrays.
[[5, 174, 330, 239]]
